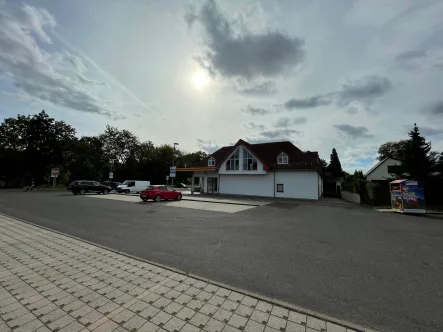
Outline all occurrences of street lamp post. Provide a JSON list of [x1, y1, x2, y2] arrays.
[[172, 142, 179, 187]]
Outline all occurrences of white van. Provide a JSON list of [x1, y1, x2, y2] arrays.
[[117, 180, 150, 194]]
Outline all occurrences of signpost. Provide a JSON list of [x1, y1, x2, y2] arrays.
[[170, 166, 176, 177], [169, 166, 176, 187], [166, 175, 169, 182], [109, 172, 113, 179], [51, 168, 60, 187]]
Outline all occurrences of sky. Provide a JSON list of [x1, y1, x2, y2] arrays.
[[1, 0, 443, 173]]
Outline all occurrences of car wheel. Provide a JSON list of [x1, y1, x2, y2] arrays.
[[103, 189, 109, 194], [176, 194, 182, 201], [80, 189, 86, 195], [142, 198, 148, 202], [125, 189, 130, 194], [73, 191, 78, 195], [155, 195, 161, 202]]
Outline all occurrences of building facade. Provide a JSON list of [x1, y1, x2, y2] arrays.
[[365, 158, 402, 181], [187, 139, 323, 200]]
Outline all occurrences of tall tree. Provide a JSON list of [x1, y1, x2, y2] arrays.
[[327, 148, 343, 177], [398, 124, 432, 180], [99, 125, 140, 164], [319, 158, 328, 169], [377, 140, 408, 160], [0, 110, 76, 184]]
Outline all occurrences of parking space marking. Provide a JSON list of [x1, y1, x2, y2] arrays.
[[85, 194, 257, 213]]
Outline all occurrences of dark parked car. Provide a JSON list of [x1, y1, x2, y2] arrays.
[[69, 181, 112, 195], [193, 186, 201, 192], [100, 181, 121, 190]]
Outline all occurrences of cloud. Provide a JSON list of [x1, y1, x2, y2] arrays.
[[346, 106, 358, 115], [197, 138, 224, 153], [242, 122, 266, 131], [260, 129, 301, 139], [235, 81, 276, 95], [395, 50, 427, 62], [274, 116, 306, 128], [0, 1, 116, 118], [283, 75, 392, 111], [422, 101, 443, 116], [241, 105, 273, 116], [284, 95, 332, 109], [403, 125, 443, 136], [333, 124, 373, 138], [243, 128, 301, 145], [337, 76, 393, 107], [187, 0, 305, 80]]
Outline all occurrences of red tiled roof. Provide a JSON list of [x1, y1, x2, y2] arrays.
[[198, 139, 320, 171]]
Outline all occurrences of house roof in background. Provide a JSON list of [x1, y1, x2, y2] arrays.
[[364, 157, 401, 177], [198, 139, 319, 171]]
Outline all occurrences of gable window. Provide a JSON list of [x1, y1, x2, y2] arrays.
[[278, 152, 289, 164], [242, 148, 258, 170], [208, 157, 215, 167], [226, 149, 240, 170]]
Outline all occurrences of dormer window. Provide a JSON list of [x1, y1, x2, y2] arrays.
[[208, 157, 215, 167], [277, 152, 288, 164]]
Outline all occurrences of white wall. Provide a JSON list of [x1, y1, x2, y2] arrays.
[[275, 171, 319, 200], [197, 169, 321, 200], [219, 174, 274, 197], [219, 145, 267, 175], [366, 158, 401, 181], [342, 191, 361, 204]]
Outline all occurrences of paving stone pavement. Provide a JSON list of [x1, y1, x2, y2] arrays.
[[0, 214, 361, 332]]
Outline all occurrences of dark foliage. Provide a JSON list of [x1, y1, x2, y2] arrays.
[[0, 111, 208, 187]]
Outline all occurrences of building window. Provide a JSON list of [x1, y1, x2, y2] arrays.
[[208, 157, 215, 167], [242, 148, 258, 170], [277, 184, 284, 192], [226, 149, 240, 170], [277, 152, 288, 164]]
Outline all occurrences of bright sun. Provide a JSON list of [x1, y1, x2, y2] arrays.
[[191, 70, 210, 90]]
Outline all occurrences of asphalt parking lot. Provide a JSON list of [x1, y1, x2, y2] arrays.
[[1, 190, 443, 332]]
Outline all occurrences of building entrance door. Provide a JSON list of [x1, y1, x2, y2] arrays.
[[207, 177, 218, 194]]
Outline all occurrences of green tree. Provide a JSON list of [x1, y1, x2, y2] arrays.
[[327, 148, 343, 177], [66, 136, 104, 181], [99, 125, 140, 164], [398, 124, 432, 180], [0, 110, 76, 185], [377, 140, 408, 161], [319, 158, 328, 169]]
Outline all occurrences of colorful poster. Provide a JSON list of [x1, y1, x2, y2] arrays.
[[391, 191, 403, 211], [401, 182, 426, 213]]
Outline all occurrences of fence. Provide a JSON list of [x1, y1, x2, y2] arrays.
[[341, 191, 361, 204]]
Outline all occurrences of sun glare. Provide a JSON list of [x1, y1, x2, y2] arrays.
[[191, 70, 210, 90]]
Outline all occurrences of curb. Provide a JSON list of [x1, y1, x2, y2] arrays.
[[182, 197, 261, 207], [1, 212, 375, 332]]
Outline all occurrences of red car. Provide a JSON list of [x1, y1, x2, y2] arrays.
[[140, 185, 182, 202]]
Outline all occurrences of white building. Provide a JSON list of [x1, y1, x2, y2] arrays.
[[364, 157, 402, 181], [181, 139, 323, 200]]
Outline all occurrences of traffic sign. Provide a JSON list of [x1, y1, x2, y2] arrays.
[[169, 172, 176, 178], [109, 172, 113, 179], [170, 166, 176, 172], [51, 168, 60, 178], [166, 175, 169, 181]]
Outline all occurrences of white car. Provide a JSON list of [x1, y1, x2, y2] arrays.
[[117, 180, 150, 194]]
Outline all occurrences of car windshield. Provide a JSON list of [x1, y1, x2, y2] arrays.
[[145, 186, 155, 190], [122, 180, 132, 185]]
